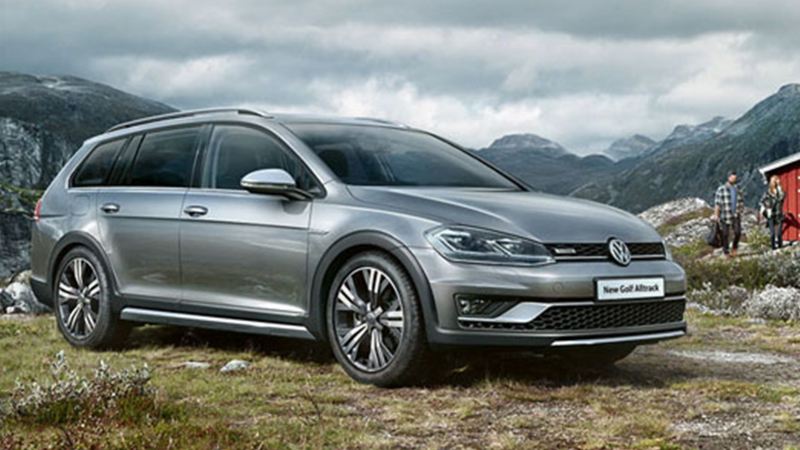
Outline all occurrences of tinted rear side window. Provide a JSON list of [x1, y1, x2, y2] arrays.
[[72, 139, 127, 187], [127, 127, 201, 188]]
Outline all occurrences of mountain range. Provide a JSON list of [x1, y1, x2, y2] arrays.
[[1, 70, 799, 278], [474, 115, 738, 198], [478, 86, 799, 212]]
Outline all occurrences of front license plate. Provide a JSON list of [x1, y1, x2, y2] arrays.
[[596, 277, 665, 301]]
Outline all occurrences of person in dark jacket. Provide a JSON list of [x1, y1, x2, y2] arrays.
[[713, 171, 745, 257], [761, 175, 786, 250]]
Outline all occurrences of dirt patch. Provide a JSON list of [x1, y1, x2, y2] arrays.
[[668, 349, 796, 365]]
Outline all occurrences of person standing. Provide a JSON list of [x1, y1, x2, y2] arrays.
[[760, 175, 786, 250], [713, 171, 745, 257]]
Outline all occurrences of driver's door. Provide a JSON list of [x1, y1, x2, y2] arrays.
[[178, 124, 315, 321]]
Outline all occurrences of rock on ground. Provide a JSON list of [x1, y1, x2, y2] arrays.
[[666, 216, 714, 247], [220, 359, 250, 373], [638, 197, 762, 249], [0, 270, 49, 314], [638, 197, 709, 229]]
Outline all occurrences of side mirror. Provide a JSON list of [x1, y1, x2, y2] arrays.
[[240, 169, 312, 200]]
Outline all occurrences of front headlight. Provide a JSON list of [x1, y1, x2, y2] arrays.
[[663, 239, 673, 261], [426, 226, 554, 266]]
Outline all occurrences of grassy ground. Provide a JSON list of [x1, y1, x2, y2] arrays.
[[0, 312, 798, 449]]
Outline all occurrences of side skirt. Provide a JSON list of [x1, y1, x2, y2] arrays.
[[119, 307, 315, 340]]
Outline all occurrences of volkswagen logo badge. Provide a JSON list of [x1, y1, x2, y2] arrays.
[[608, 238, 632, 266]]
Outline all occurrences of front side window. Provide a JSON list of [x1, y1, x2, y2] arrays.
[[127, 127, 201, 188], [205, 125, 316, 191], [72, 138, 127, 187], [286, 123, 518, 189]]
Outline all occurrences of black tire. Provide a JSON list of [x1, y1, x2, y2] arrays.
[[326, 251, 430, 387], [53, 247, 131, 349]]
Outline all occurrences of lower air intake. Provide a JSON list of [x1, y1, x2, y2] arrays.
[[461, 299, 685, 331]]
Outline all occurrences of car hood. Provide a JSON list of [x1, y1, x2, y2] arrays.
[[347, 186, 662, 244]]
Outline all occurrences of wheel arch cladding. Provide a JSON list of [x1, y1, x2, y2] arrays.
[[308, 231, 438, 343], [49, 232, 120, 303]]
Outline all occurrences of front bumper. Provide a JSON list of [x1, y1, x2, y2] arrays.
[[409, 247, 688, 348]]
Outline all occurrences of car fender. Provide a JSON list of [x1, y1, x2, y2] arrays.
[[307, 231, 438, 342]]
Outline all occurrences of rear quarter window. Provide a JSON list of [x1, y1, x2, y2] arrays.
[[72, 138, 127, 187], [126, 126, 201, 188]]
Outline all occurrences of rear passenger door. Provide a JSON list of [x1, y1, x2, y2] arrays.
[[96, 126, 203, 304], [178, 124, 314, 321]]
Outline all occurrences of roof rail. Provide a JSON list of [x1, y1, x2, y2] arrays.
[[353, 117, 410, 128], [106, 107, 272, 132]]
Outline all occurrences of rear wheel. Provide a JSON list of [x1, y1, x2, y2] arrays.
[[54, 247, 130, 349], [326, 251, 429, 387]]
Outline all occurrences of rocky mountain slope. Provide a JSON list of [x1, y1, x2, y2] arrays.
[[0, 72, 175, 189], [477, 134, 619, 194], [604, 134, 655, 161], [644, 116, 732, 157], [571, 86, 799, 212], [485, 133, 568, 157], [479, 115, 740, 202], [0, 72, 175, 278]]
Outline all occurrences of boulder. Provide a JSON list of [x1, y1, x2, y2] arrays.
[[0, 271, 49, 314], [638, 197, 709, 229]]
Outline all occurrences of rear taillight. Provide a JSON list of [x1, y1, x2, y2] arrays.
[[34, 198, 42, 222]]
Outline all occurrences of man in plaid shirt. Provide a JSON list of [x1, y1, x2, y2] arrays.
[[713, 171, 745, 257]]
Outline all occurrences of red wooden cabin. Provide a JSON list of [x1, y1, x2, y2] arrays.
[[760, 154, 800, 242]]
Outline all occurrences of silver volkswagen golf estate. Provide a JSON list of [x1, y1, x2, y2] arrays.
[[30, 108, 686, 386]]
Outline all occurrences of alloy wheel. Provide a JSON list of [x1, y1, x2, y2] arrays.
[[333, 266, 405, 372], [57, 257, 101, 339]]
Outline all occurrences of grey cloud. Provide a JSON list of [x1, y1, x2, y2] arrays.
[[1, 0, 799, 153]]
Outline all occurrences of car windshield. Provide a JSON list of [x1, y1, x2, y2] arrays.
[[286, 123, 519, 189]]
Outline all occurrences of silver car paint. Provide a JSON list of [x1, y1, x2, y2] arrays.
[[179, 189, 310, 317], [30, 111, 687, 348], [96, 187, 185, 300]]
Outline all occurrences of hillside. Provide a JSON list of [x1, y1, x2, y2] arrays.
[[604, 134, 656, 161], [573, 85, 800, 212], [0, 72, 175, 189], [477, 134, 619, 194], [479, 114, 741, 203]]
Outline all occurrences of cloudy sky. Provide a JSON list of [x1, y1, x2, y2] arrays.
[[3, 0, 800, 153]]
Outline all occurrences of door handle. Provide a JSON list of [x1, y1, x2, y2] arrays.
[[183, 205, 208, 217], [100, 203, 120, 214]]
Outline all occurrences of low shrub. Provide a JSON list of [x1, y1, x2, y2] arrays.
[[688, 283, 750, 315], [743, 285, 800, 321], [6, 351, 167, 426], [745, 226, 771, 253], [679, 248, 800, 292], [671, 239, 713, 261]]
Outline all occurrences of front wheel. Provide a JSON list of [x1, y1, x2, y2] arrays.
[[326, 251, 429, 387]]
